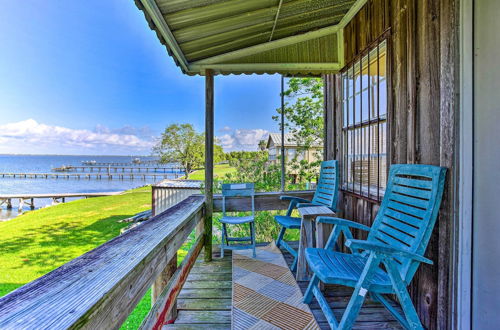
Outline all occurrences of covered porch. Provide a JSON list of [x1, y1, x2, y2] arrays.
[[0, 192, 404, 329], [0, 0, 463, 329]]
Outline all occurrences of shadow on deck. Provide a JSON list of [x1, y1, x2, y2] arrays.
[[167, 242, 403, 329], [166, 250, 232, 329]]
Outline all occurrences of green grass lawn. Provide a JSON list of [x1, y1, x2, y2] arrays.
[[187, 163, 236, 180], [0, 186, 153, 328]]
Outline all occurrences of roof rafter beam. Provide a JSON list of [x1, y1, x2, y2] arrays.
[[269, 0, 284, 41], [336, 0, 368, 68], [189, 63, 341, 74], [139, 0, 189, 72], [338, 0, 368, 29], [191, 25, 339, 66]]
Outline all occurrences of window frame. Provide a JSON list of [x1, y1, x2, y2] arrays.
[[268, 147, 277, 161], [339, 36, 391, 202]]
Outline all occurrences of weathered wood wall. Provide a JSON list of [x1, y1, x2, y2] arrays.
[[324, 0, 458, 329]]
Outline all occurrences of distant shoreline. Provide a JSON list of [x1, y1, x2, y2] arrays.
[[0, 153, 153, 157]]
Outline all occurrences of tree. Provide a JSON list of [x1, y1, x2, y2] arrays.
[[258, 139, 267, 151], [154, 123, 223, 176], [273, 77, 324, 148], [213, 144, 225, 164]]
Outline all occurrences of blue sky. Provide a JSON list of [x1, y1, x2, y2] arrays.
[[0, 1, 282, 155]]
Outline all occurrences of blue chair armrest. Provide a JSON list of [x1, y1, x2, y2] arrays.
[[280, 195, 312, 217], [317, 217, 371, 232], [296, 202, 320, 208], [279, 195, 311, 203], [345, 239, 433, 264]]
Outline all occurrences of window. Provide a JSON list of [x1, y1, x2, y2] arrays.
[[287, 148, 296, 160], [341, 40, 388, 200], [296, 150, 306, 161], [268, 147, 276, 161]]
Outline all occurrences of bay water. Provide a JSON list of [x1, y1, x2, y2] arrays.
[[0, 154, 180, 220]]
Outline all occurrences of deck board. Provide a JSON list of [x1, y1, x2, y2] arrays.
[[164, 251, 231, 330]]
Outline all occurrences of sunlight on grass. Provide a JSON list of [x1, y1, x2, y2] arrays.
[[0, 185, 198, 329], [0, 186, 151, 297], [187, 164, 236, 180]]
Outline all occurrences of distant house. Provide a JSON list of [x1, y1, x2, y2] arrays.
[[266, 133, 322, 165]]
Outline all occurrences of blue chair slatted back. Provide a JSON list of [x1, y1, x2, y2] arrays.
[[221, 183, 255, 217], [311, 160, 339, 212], [367, 164, 447, 284]]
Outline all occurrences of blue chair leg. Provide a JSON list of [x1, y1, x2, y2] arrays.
[[290, 256, 298, 272], [338, 253, 380, 329], [221, 223, 226, 258], [276, 226, 286, 247], [303, 274, 319, 304], [371, 293, 410, 329], [250, 221, 256, 258], [277, 232, 298, 272], [384, 261, 423, 330]]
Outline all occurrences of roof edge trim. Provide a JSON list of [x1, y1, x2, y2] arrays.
[[190, 63, 341, 75], [140, 0, 189, 72]]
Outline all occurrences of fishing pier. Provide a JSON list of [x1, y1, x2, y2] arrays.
[[81, 160, 160, 166], [52, 165, 183, 173], [0, 172, 183, 180], [0, 192, 121, 212]]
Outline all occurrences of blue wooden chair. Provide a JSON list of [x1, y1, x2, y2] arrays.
[[303, 164, 447, 330], [220, 183, 256, 258], [275, 160, 339, 271]]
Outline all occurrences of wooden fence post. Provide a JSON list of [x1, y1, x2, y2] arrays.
[[152, 254, 178, 322], [204, 69, 214, 262]]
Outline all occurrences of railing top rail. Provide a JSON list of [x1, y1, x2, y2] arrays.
[[0, 195, 205, 329], [211, 190, 314, 212], [153, 179, 203, 189]]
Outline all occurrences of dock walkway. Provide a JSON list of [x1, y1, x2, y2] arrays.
[[81, 160, 160, 166], [0, 172, 182, 180], [0, 192, 121, 211], [52, 166, 182, 173]]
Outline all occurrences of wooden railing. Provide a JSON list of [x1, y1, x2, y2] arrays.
[[0, 190, 314, 329], [152, 181, 202, 216], [212, 190, 314, 212], [0, 195, 206, 329]]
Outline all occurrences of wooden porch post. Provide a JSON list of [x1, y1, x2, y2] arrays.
[[204, 69, 214, 262], [280, 75, 286, 192]]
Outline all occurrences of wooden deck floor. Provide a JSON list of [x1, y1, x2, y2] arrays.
[[166, 243, 403, 329], [164, 250, 232, 329]]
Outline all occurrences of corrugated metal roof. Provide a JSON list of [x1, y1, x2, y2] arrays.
[[267, 133, 323, 147], [135, 0, 365, 75], [153, 179, 202, 189]]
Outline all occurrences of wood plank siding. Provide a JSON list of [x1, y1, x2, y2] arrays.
[[324, 0, 459, 328]]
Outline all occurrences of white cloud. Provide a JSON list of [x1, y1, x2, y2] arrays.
[[217, 134, 235, 149], [219, 126, 232, 132], [217, 127, 268, 151], [94, 124, 154, 139], [0, 119, 155, 155]]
